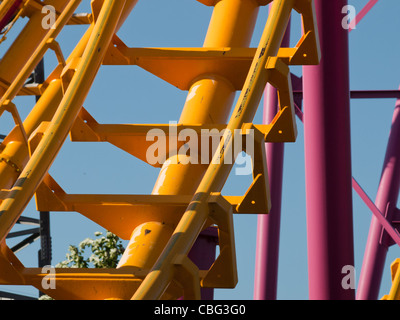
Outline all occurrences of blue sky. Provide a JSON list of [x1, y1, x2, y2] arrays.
[[3, 0, 400, 300]]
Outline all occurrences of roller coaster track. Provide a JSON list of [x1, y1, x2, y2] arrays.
[[0, 0, 319, 300]]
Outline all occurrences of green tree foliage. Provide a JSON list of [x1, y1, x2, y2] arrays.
[[39, 231, 125, 300], [56, 231, 125, 269]]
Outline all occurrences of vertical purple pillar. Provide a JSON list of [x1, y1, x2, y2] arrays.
[[303, 0, 355, 299], [253, 18, 291, 301], [188, 228, 218, 300], [357, 92, 400, 300]]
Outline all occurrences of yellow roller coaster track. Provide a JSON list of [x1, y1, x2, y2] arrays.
[[0, 0, 319, 300]]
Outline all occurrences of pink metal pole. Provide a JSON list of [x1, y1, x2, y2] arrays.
[[357, 91, 400, 300], [349, 0, 379, 32], [253, 18, 291, 300], [303, 0, 355, 300]]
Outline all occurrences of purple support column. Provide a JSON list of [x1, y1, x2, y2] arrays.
[[188, 228, 218, 300], [357, 91, 400, 300], [303, 0, 355, 300], [253, 19, 291, 301]]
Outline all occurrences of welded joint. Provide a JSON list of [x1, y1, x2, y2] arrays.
[[60, 57, 83, 94], [263, 57, 297, 142], [0, 100, 29, 146], [103, 34, 131, 65], [201, 193, 238, 289], [47, 38, 66, 68], [379, 202, 400, 248], [91, 0, 111, 22], [27, 121, 50, 156], [69, 107, 102, 142], [172, 254, 201, 300], [278, 0, 321, 66], [236, 126, 271, 214]]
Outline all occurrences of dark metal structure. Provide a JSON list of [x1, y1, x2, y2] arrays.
[[0, 61, 51, 300]]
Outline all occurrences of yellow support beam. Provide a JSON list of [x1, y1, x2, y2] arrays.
[[0, 0, 128, 244], [0, 0, 82, 112], [0, 0, 319, 300], [131, 0, 319, 300], [104, 46, 257, 90]]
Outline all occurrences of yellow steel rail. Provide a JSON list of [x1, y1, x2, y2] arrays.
[[0, 0, 319, 300], [0, 0, 82, 121], [0, 0, 128, 245], [132, 0, 297, 300], [0, 0, 74, 190]]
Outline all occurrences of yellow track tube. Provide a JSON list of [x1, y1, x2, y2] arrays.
[[0, 0, 70, 95], [0, 0, 82, 108], [0, 0, 127, 244], [132, 0, 293, 300], [118, 0, 260, 279], [0, 0, 81, 190], [0, 27, 93, 191], [0, 0, 139, 190]]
